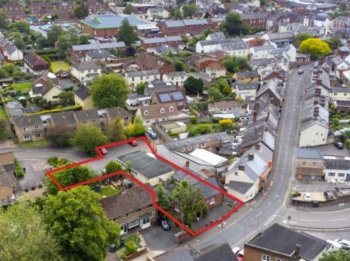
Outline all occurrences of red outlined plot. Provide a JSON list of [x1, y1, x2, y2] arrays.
[[46, 136, 245, 237]]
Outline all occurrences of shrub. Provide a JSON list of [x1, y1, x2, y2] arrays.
[[190, 116, 197, 124], [219, 119, 234, 131], [15, 160, 24, 178], [124, 241, 137, 256]]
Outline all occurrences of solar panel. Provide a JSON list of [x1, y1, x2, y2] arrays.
[[171, 91, 184, 101], [159, 93, 171, 102]]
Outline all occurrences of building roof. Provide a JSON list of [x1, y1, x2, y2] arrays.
[[190, 149, 227, 166], [80, 13, 147, 29], [75, 86, 91, 100], [241, 12, 268, 20], [72, 60, 100, 71], [296, 148, 322, 160], [0, 152, 15, 167], [24, 53, 48, 68], [227, 180, 254, 194], [142, 35, 182, 44], [13, 115, 42, 128], [118, 151, 173, 179], [164, 19, 208, 28], [126, 69, 160, 78], [100, 186, 153, 220], [156, 90, 186, 104], [323, 156, 350, 170], [247, 223, 329, 260], [194, 243, 237, 261], [139, 103, 179, 120], [72, 41, 126, 51]]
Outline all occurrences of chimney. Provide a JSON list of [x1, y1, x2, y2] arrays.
[[294, 243, 302, 258], [185, 161, 190, 168], [265, 111, 270, 122], [314, 99, 319, 105], [255, 143, 260, 150], [248, 154, 254, 160], [253, 110, 257, 122]]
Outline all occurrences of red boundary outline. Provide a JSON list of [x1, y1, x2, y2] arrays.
[[46, 136, 244, 237]]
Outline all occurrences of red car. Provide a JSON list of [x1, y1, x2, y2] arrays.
[[100, 148, 108, 155], [128, 140, 138, 147]]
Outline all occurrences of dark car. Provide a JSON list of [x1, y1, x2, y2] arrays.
[[335, 142, 344, 149], [108, 244, 116, 253], [159, 219, 171, 231]]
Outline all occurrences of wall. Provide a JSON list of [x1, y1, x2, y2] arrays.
[[299, 124, 328, 147], [244, 245, 290, 261]]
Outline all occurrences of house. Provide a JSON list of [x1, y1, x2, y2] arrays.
[[158, 19, 210, 36], [299, 84, 329, 147], [24, 53, 49, 75], [74, 86, 94, 110], [29, 73, 67, 102], [72, 41, 126, 55], [330, 87, 350, 102], [249, 45, 276, 60], [29, 1, 53, 18], [329, 56, 349, 79], [70, 61, 101, 84], [208, 101, 247, 119], [100, 186, 154, 235], [244, 223, 330, 261], [230, 81, 259, 101], [2, 2, 26, 21], [79, 13, 147, 38], [0, 164, 17, 206], [136, 102, 189, 126], [232, 70, 260, 84], [205, 62, 226, 79], [86, 0, 106, 14], [116, 151, 175, 186], [225, 142, 273, 202], [264, 32, 295, 48], [125, 69, 160, 88], [241, 12, 268, 29], [0, 41, 23, 62], [13, 115, 45, 142], [323, 155, 350, 182], [141, 35, 183, 49], [163, 71, 188, 86], [55, 1, 75, 20], [295, 148, 324, 182], [154, 90, 187, 107], [256, 78, 284, 107], [147, 7, 169, 18], [196, 39, 249, 57], [332, 16, 350, 29]]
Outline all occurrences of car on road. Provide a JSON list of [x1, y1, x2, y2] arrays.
[[159, 219, 171, 231], [335, 142, 344, 149], [298, 69, 304, 74], [100, 147, 108, 155], [336, 239, 350, 250], [128, 140, 138, 147]]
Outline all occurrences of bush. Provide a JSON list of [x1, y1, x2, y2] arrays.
[[15, 160, 24, 178], [124, 241, 137, 256], [219, 119, 234, 131], [105, 161, 121, 174], [190, 116, 197, 124], [189, 125, 211, 137]]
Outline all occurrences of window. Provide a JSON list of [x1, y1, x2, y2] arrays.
[[312, 162, 317, 166], [262, 254, 271, 261], [338, 173, 345, 177], [35, 134, 40, 138], [142, 216, 150, 224], [328, 173, 335, 177], [160, 108, 165, 114], [169, 106, 174, 112], [144, 110, 149, 116], [23, 127, 28, 131], [302, 161, 306, 166], [275, 258, 281, 261]]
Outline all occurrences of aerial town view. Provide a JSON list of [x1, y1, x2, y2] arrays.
[[1, 0, 350, 260]]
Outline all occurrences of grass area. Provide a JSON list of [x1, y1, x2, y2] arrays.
[[0, 108, 7, 120], [187, 122, 221, 136], [100, 185, 120, 197], [50, 61, 70, 73], [18, 139, 48, 148], [11, 82, 32, 93]]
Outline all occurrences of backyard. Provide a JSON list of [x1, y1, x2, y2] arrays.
[[50, 61, 70, 73], [11, 82, 32, 93], [100, 185, 120, 197]]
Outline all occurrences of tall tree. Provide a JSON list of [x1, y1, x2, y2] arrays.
[[171, 181, 208, 226], [71, 123, 108, 155], [123, 3, 133, 14], [47, 25, 64, 47], [182, 4, 197, 18], [12, 20, 30, 34], [184, 76, 204, 95], [44, 186, 120, 261], [222, 12, 249, 36], [0, 202, 62, 260], [0, 10, 9, 29], [222, 56, 251, 73], [299, 38, 332, 59], [155, 183, 172, 212], [46, 125, 75, 148], [125, 115, 146, 137], [107, 117, 126, 141], [117, 18, 138, 46], [91, 73, 129, 108], [46, 166, 97, 195], [73, 1, 89, 19], [320, 249, 350, 261]]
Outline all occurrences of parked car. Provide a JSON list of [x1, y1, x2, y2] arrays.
[[128, 140, 138, 147], [335, 142, 344, 149], [298, 69, 304, 74], [147, 128, 158, 140], [159, 219, 171, 231], [231, 247, 240, 255], [100, 147, 108, 155], [336, 239, 350, 250], [108, 243, 116, 253]]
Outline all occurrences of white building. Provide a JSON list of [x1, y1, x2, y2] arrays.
[[323, 156, 350, 182], [125, 69, 160, 88], [196, 39, 249, 57], [70, 61, 102, 84], [162, 71, 188, 86], [249, 45, 276, 60]]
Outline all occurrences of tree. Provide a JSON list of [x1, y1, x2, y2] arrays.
[[117, 18, 138, 46], [107, 117, 126, 142], [105, 161, 122, 174], [136, 82, 145, 95], [47, 25, 63, 47], [0, 202, 62, 260], [123, 4, 133, 14], [71, 123, 108, 155], [91, 73, 129, 108], [56, 34, 71, 58], [320, 249, 350, 261], [222, 56, 251, 73], [12, 20, 30, 34], [44, 186, 120, 261], [326, 37, 342, 50], [0, 10, 9, 29], [184, 76, 204, 95], [223, 12, 249, 36], [338, 1, 347, 15], [46, 166, 97, 195], [171, 181, 208, 226], [125, 115, 146, 137], [58, 91, 75, 105], [260, 0, 268, 7], [73, 1, 89, 19], [295, 32, 312, 46], [155, 183, 172, 212], [182, 4, 197, 18], [14, 37, 25, 49], [299, 38, 332, 59], [46, 125, 75, 148]]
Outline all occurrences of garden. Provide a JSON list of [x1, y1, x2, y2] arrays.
[[117, 233, 146, 260]]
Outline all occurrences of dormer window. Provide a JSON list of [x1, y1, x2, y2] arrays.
[[144, 110, 149, 116], [160, 108, 165, 114], [169, 106, 174, 112]]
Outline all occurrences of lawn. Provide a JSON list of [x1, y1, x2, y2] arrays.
[[50, 61, 70, 73], [187, 122, 221, 136], [11, 82, 32, 93], [18, 140, 48, 148], [100, 185, 120, 197], [0, 108, 7, 120]]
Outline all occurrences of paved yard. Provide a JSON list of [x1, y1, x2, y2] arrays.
[[141, 226, 177, 251]]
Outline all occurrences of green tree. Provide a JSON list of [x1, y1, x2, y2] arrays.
[[222, 12, 249, 36], [71, 123, 108, 155], [300, 38, 332, 59], [56, 34, 72, 58], [108, 117, 126, 142], [47, 25, 64, 47], [117, 18, 138, 46], [73, 1, 89, 19], [326, 37, 342, 50], [46, 125, 75, 148], [105, 160, 122, 174], [155, 183, 172, 212], [0, 10, 9, 29], [184, 76, 204, 95], [295, 32, 312, 46], [44, 186, 120, 261], [79, 33, 90, 44], [320, 249, 350, 261], [12, 20, 30, 34], [46, 166, 96, 195], [14, 37, 25, 49], [91, 73, 129, 108], [171, 181, 208, 226], [208, 87, 225, 102], [0, 202, 62, 260], [58, 91, 75, 105], [125, 115, 146, 137], [123, 3, 133, 14], [136, 82, 145, 95], [222, 56, 251, 73], [182, 4, 197, 18]]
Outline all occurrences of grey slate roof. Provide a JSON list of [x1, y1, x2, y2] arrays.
[[194, 243, 238, 261], [247, 223, 329, 260], [118, 151, 173, 179], [126, 69, 160, 78], [323, 156, 350, 170], [72, 41, 125, 51], [75, 86, 91, 100], [72, 60, 100, 71], [227, 180, 254, 194]]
